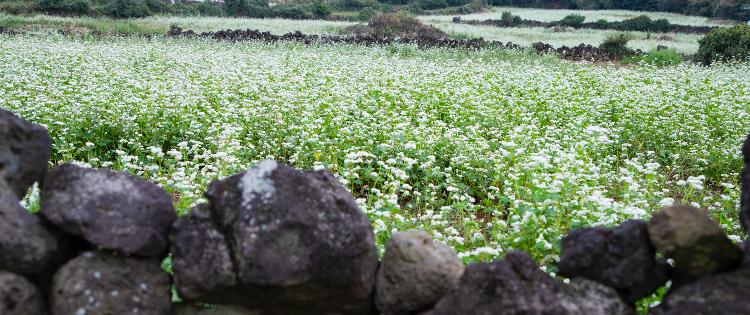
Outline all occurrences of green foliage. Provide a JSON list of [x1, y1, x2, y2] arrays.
[[697, 24, 750, 65], [419, 0, 450, 10], [312, 0, 331, 17], [625, 48, 683, 67], [558, 13, 585, 27], [196, 1, 225, 17], [599, 33, 634, 60], [620, 15, 671, 32], [358, 6, 377, 21], [224, 0, 269, 17], [37, 0, 92, 16], [0, 0, 38, 14], [97, 0, 150, 18], [501, 10, 513, 25]]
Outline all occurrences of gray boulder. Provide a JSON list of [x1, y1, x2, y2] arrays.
[[428, 251, 634, 315], [648, 205, 742, 278], [741, 132, 750, 232], [0, 178, 67, 276], [51, 251, 171, 315], [375, 230, 464, 314], [558, 220, 670, 303], [0, 108, 51, 198], [650, 267, 750, 314], [40, 164, 176, 257], [171, 160, 379, 315], [0, 270, 46, 315], [170, 203, 236, 300]]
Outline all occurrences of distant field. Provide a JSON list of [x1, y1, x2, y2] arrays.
[[423, 6, 729, 26], [0, 13, 354, 35], [430, 23, 704, 53], [0, 6, 724, 53]]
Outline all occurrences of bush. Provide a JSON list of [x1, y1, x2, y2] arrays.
[[559, 13, 585, 27], [419, 0, 449, 10], [37, 0, 92, 15], [358, 6, 377, 22], [269, 4, 312, 19], [697, 24, 750, 65], [593, 18, 609, 28], [0, 0, 38, 14], [599, 33, 635, 60], [625, 48, 683, 67], [620, 15, 653, 31], [196, 1, 225, 16], [364, 11, 447, 39], [501, 11, 513, 25], [312, 0, 331, 17]]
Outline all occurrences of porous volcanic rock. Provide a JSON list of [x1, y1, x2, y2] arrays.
[[170, 203, 236, 299], [558, 220, 670, 303], [740, 132, 750, 232], [40, 164, 176, 257], [0, 108, 51, 198], [0, 178, 67, 276], [650, 267, 750, 314], [428, 251, 634, 315], [648, 205, 742, 278], [375, 230, 464, 314], [51, 251, 171, 315], [171, 160, 379, 315], [0, 271, 46, 315]]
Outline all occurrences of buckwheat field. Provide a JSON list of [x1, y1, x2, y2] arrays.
[[2, 34, 749, 269]]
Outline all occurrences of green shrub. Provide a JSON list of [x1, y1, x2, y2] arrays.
[[697, 24, 750, 65], [559, 13, 585, 27], [358, 6, 377, 22], [500, 11, 512, 25], [96, 0, 151, 18], [0, 0, 38, 14], [599, 33, 634, 60], [312, 0, 331, 17], [419, 0, 449, 10], [196, 1, 225, 16], [620, 15, 653, 31], [625, 48, 683, 67], [37, 0, 92, 15]]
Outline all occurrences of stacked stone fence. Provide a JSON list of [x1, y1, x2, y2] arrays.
[[166, 27, 634, 62], [452, 17, 718, 35], [2, 107, 750, 315]]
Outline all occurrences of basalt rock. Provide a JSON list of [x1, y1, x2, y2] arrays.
[[0, 178, 67, 277], [171, 160, 379, 315], [0, 108, 51, 198], [51, 251, 171, 315], [650, 267, 750, 315], [375, 230, 464, 315], [40, 164, 176, 257], [740, 132, 750, 232], [558, 220, 670, 303], [428, 251, 634, 315], [648, 205, 742, 278], [0, 271, 46, 315]]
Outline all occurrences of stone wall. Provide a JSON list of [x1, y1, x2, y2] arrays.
[[1, 107, 749, 315], [165, 27, 622, 62]]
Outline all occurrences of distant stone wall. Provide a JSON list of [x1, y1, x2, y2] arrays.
[[452, 17, 718, 35], [1, 107, 749, 315], [165, 27, 625, 62]]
